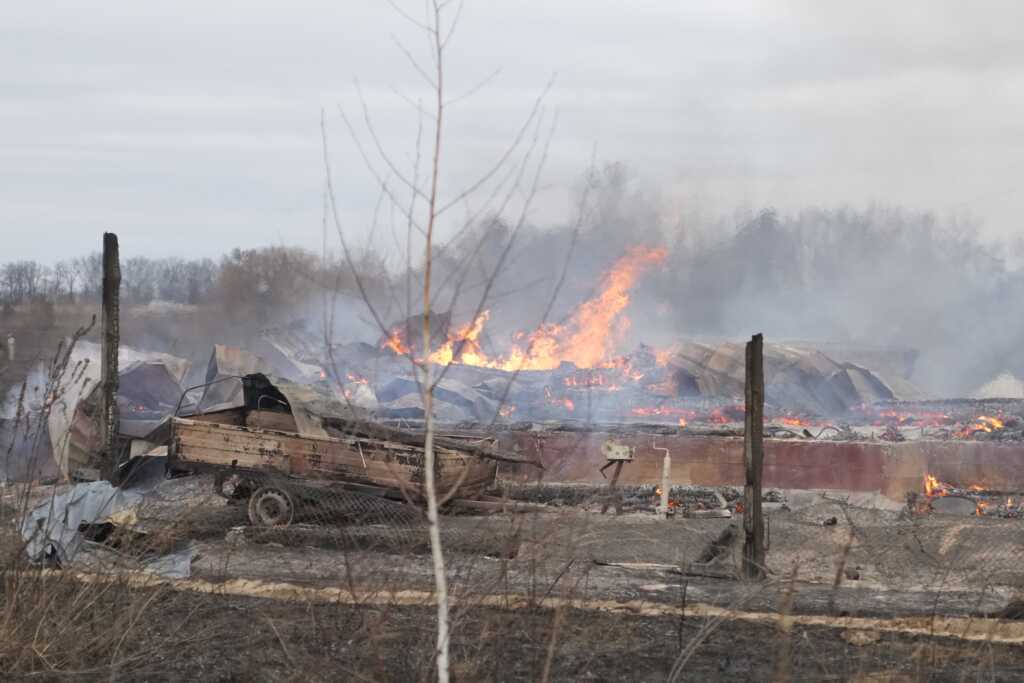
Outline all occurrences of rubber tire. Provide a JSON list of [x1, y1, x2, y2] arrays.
[[247, 486, 295, 527]]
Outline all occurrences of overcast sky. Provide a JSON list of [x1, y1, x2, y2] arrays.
[[4, 1, 1023, 263]]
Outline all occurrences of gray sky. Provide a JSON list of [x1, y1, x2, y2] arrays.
[[4, 1, 1023, 263]]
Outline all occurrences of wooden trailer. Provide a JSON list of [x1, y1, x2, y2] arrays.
[[166, 373, 513, 526]]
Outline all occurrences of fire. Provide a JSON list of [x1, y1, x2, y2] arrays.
[[653, 486, 677, 508], [678, 417, 687, 428], [426, 310, 491, 366], [955, 415, 1005, 438], [543, 386, 574, 411], [976, 496, 1017, 517], [346, 372, 368, 384], [654, 346, 677, 366], [499, 245, 667, 370], [855, 406, 952, 428], [780, 416, 811, 427], [874, 409, 951, 427], [707, 407, 735, 424], [599, 354, 647, 380], [924, 474, 951, 497], [382, 329, 410, 356], [379, 245, 667, 371]]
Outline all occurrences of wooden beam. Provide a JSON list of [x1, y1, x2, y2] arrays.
[[742, 332, 766, 580]]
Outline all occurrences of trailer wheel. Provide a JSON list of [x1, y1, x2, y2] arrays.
[[248, 487, 294, 527]]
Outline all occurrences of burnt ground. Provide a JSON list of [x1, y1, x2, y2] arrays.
[[54, 590, 1024, 682], [5, 476, 1024, 680]]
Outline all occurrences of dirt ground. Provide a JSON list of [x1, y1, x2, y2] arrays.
[[6, 475, 1024, 680]]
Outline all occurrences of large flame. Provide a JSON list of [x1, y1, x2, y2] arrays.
[[505, 245, 668, 370], [381, 245, 667, 370], [426, 310, 491, 366], [955, 415, 1005, 438]]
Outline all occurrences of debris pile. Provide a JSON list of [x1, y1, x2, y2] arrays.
[[499, 482, 785, 518], [912, 473, 1024, 518]]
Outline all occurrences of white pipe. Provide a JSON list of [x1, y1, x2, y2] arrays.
[[652, 438, 671, 518]]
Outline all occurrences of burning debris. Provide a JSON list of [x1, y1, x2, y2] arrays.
[[378, 246, 667, 371], [915, 474, 1024, 518], [350, 248, 922, 426]]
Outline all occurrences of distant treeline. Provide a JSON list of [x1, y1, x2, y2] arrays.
[[0, 246, 387, 321]]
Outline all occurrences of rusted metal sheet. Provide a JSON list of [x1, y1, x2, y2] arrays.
[[498, 431, 1024, 501], [883, 441, 1024, 500]]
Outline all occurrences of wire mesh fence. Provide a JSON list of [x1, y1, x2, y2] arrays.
[[4, 444, 1024, 680]]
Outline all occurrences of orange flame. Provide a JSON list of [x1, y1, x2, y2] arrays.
[[543, 386, 574, 411], [654, 347, 676, 366], [380, 246, 667, 371], [382, 329, 410, 356], [872, 409, 951, 427], [426, 310, 490, 365], [924, 474, 950, 497], [496, 245, 667, 370], [955, 415, 1005, 438]]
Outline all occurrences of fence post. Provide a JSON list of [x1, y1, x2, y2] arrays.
[[742, 333, 766, 580], [100, 232, 121, 479]]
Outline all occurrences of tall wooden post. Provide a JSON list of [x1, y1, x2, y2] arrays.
[[742, 333, 766, 580], [99, 232, 121, 479]]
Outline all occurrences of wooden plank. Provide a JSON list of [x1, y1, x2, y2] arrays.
[[190, 408, 245, 426]]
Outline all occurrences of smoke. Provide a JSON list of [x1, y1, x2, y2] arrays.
[[423, 164, 1019, 398], [52, 162, 1016, 400]]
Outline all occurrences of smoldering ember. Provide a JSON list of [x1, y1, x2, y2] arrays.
[[7, 5, 1024, 681]]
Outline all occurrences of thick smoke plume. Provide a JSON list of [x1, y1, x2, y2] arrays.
[[3, 164, 1017, 398], [424, 163, 1018, 397]]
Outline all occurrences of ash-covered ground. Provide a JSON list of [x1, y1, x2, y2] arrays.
[[5, 472, 1024, 680]]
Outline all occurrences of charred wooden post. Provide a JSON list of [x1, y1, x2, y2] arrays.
[[99, 232, 121, 479], [742, 332, 766, 580]]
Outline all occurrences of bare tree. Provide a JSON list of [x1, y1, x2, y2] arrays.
[[320, 2, 567, 679], [53, 261, 78, 303], [73, 253, 103, 301], [1, 261, 44, 305]]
